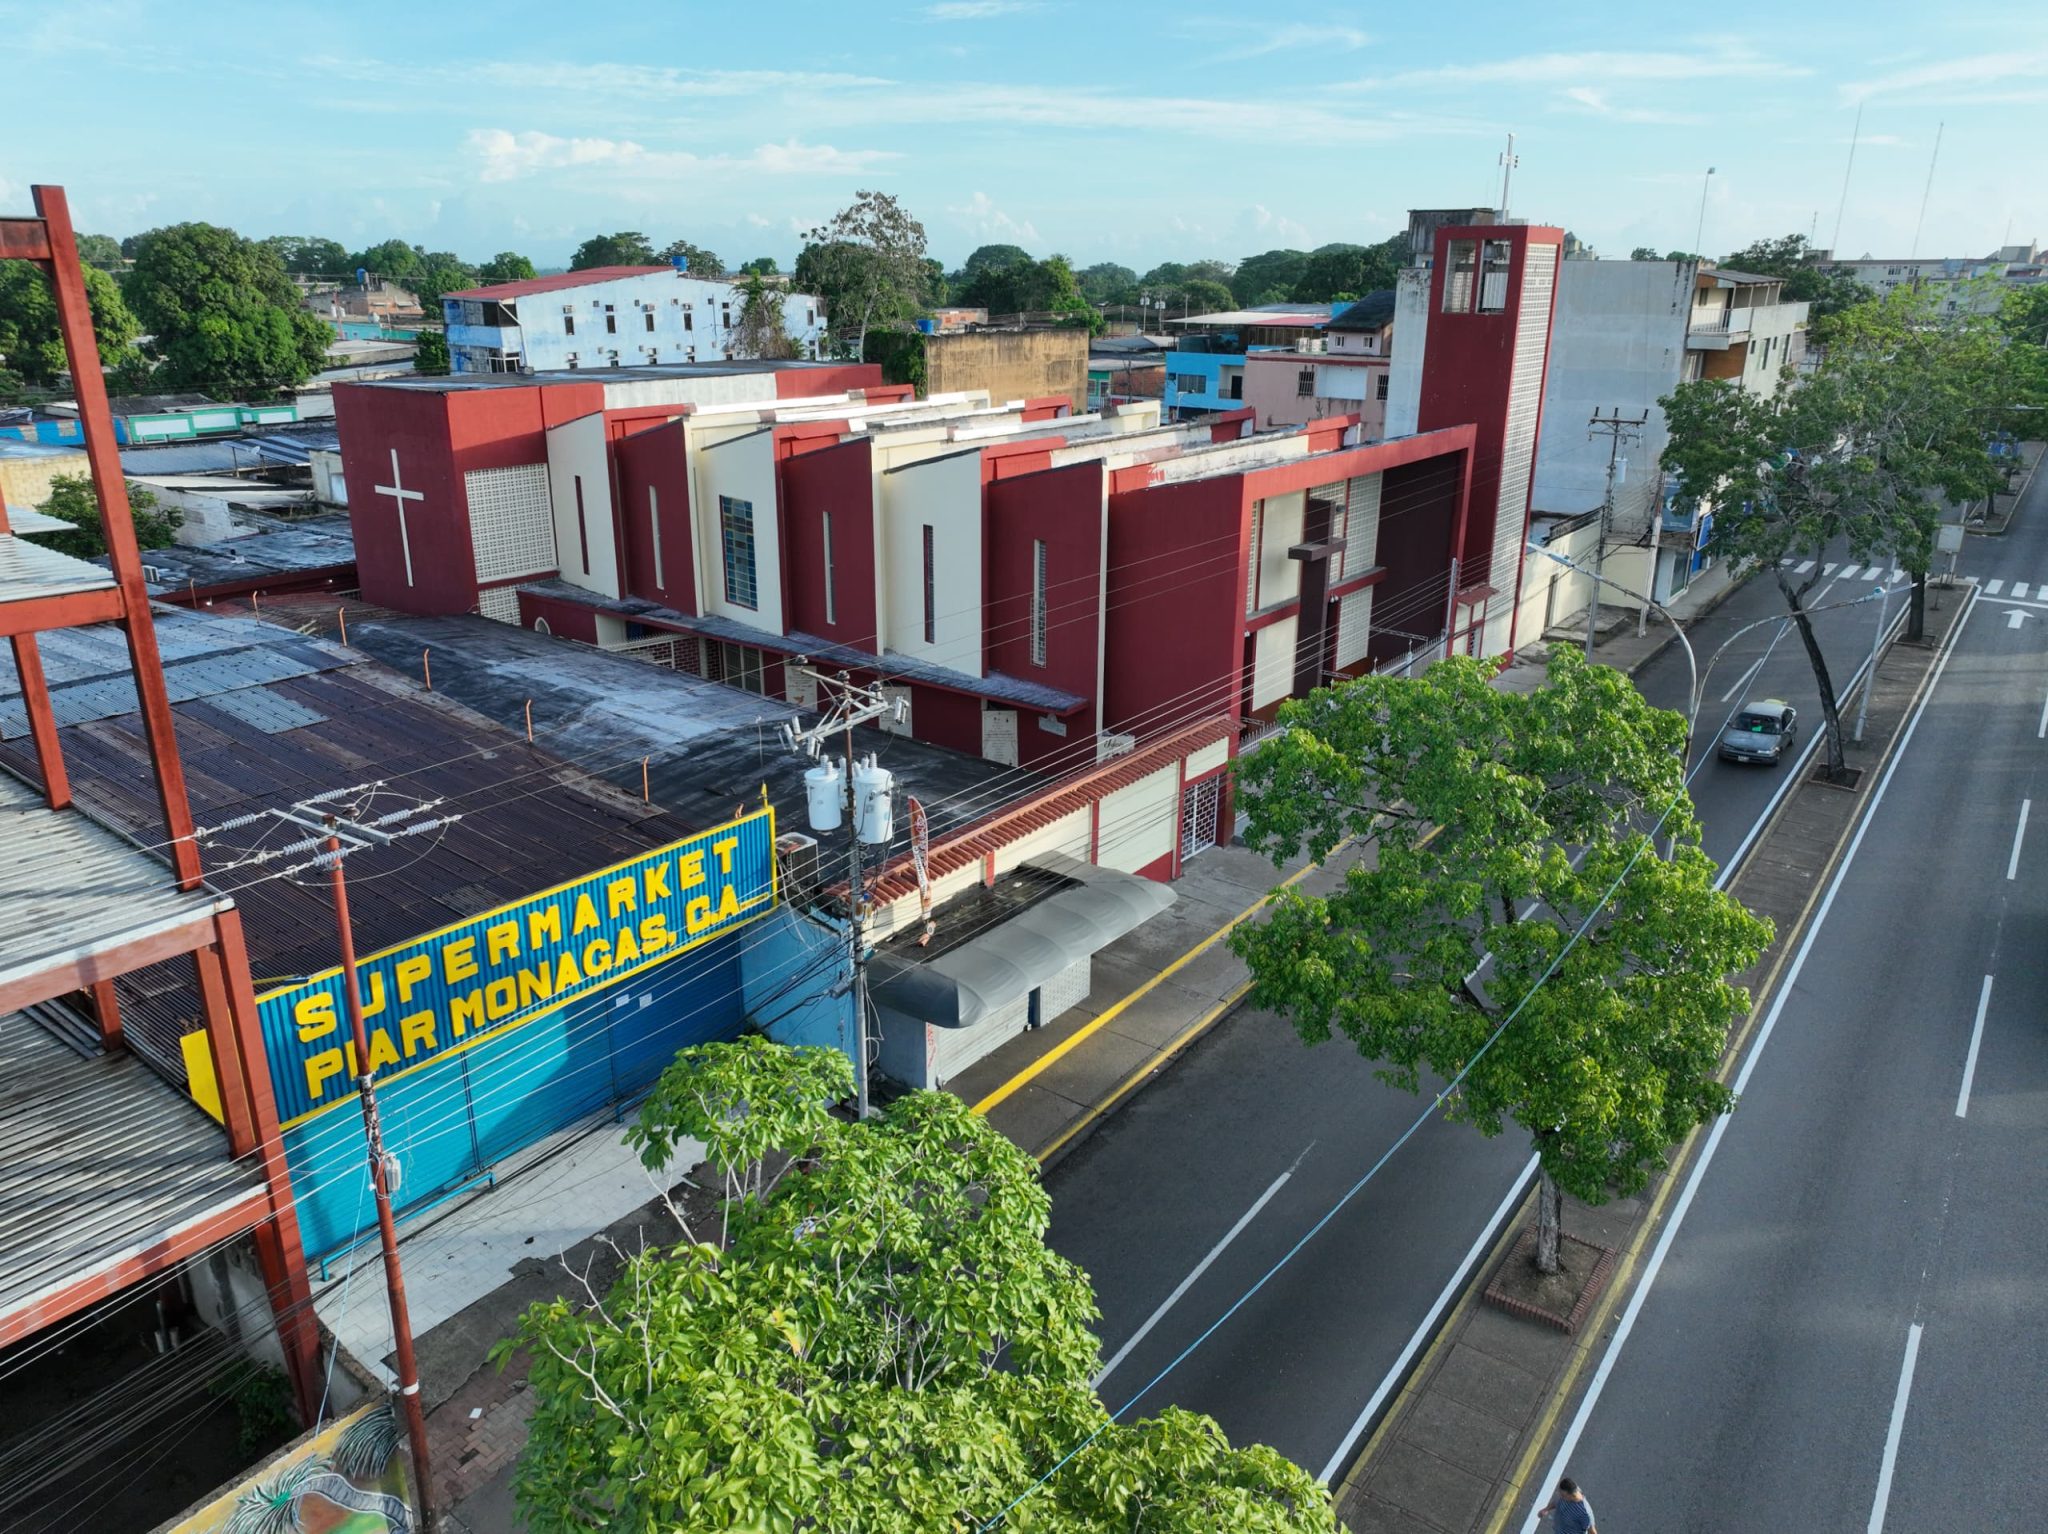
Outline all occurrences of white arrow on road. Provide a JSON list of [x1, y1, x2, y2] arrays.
[[2005, 607, 2033, 630]]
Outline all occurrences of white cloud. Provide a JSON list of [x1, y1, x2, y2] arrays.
[[1842, 51, 2048, 104], [1363, 45, 1807, 90], [949, 190, 1040, 245], [924, 1, 1039, 18], [466, 130, 897, 184], [745, 212, 773, 228], [310, 53, 891, 98], [1236, 22, 1369, 58], [1558, 86, 1704, 126]]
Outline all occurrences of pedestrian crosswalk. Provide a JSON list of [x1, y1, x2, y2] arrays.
[[1775, 561, 2048, 597]]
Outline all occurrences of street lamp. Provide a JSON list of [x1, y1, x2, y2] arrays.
[[1529, 545, 1699, 752]]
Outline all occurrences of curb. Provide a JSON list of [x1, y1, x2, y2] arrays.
[[1620, 564, 1753, 678], [1977, 441, 2042, 536]]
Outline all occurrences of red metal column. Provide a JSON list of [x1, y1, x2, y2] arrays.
[[212, 909, 323, 1428], [32, 184, 202, 886], [8, 633, 69, 808]]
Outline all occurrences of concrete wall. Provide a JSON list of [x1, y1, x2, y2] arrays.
[[880, 449, 984, 673], [985, 459, 1106, 767], [1382, 268, 1431, 439], [451, 271, 824, 373], [0, 441, 90, 516], [694, 427, 784, 631], [545, 411, 621, 599], [924, 329, 1090, 414]]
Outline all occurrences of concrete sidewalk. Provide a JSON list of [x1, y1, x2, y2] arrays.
[[1330, 577, 1972, 1534]]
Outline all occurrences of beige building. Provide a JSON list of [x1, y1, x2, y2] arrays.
[[0, 440, 90, 519], [917, 326, 1091, 414]]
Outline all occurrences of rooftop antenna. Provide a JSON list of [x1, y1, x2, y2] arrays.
[[1694, 168, 1717, 259], [1498, 132, 1519, 217], [1909, 121, 1944, 260], [1831, 101, 1863, 256]]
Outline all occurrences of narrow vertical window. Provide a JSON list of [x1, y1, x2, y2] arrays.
[[573, 475, 591, 575], [922, 524, 936, 644], [1443, 240, 1477, 313], [822, 510, 837, 626], [1030, 539, 1048, 667], [649, 485, 664, 589], [1246, 501, 1263, 615], [720, 495, 757, 608]]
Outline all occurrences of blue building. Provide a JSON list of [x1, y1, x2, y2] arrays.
[[442, 264, 827, 375], [1160, 302, 1339, 418]]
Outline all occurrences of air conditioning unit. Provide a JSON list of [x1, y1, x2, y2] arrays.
[[1098, 732, 1137, 763], [776, 831, 822, 905]]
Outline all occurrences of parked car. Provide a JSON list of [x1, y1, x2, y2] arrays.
[[1718, 699, 1797, 765]]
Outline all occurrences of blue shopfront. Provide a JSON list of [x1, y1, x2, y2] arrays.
[[263, 809, 782, 1264]]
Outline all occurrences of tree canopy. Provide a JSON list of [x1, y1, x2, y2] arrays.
[[74, 233, 125, 271], [1661, 283, 2015, 773], [507, 1039, 1340, 1532], [412, 329, 450, 376], [28, 474, 179, 559], [1230, 649, 1770, 1271], [952, 251, 1102, 329], [122, 222, 331, 398], [0, 261, 147, 389], [732, 275, 799, 360], [958, 243, 1035, 284], [264, 236, 350, 278], [798, 191, 932, 361], [657, 239, 724, 278], [570, 231, 658, 270], [739, 255, 779, 277], [1716, 234, 1866, 327], [349, 238, 427, 286], [477, 251, 537, 285], [1231, 249, 1310, 305], [1289, 239, 1403, 304], [1076, 262, 1139, 308]]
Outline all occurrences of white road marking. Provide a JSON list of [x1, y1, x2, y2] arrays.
[[2037, 688, 2047, 740], [1985, 578, 2005, 595], [1890, 569, 1906, 585], [2008, 607, 2032, 631], [1521, 589, 1981, 1534], [1093, 1154, 1304, 1388], [1795, 560, 1816, 575], [2008, 798, 2030, 881], [1868, 1323, 1925, 1532], [1824, 562, 1840, 577], [1720, 654, 1768, 703], [1957, 975, 1992, 1119], [2015, 583, 2033, 600], [1316, 1156, 1538, 1485], [1861, 564, 1885, 581]]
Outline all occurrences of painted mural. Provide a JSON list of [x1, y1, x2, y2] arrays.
[[162, 1401, 413, 1533]]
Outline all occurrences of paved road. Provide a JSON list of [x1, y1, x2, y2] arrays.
[[1530, 475, 2048, 1528], [1043, 533, 1956, 1477]]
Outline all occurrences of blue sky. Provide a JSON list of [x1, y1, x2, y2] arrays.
[[5, 1, 2044, 272]]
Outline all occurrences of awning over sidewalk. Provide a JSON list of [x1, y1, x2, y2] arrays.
[[868, 855, 1175, 1030]]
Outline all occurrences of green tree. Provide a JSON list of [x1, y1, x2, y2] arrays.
[[798, 191, 931, 361], [1231, 249, 1309, 305], [656, 239, 724, 278], [571, 231, 656, 270], [1177, 277, 1235, 316], [477, 251, 537, 285], [263, 236, 350, 277], [412, 329, 450, 375], [348, 238, 427, 287], [1717, 234, 1865, 327], [508, 1040, 1339, 1533], [124, 223, 332, 398], [732, 274, 799, 360], [1629, 246, 1662, 261], [1997, 285, 2048, 420], [29, 473, 180, 558], [74, 233, 125, 270], [1076, 261, 1139, 308], [0, 261, 146, 387], [957, 242, 1034, 286], [1661, 284, 2015, 772], [1290, 242, 1398, 304], [739, 255, 779, 277], [1230, 649, 1770, 1272], [412, 252, 479, 312]]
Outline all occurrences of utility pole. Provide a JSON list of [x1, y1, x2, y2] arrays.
[[253, 788, 458, 1529], [784, 672, 901, 1119], [1695, 167, 1716, 258], [1584, 409, 1648, 654]]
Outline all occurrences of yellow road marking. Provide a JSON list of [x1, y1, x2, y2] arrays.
[[1475, 602, 1962, 1534]]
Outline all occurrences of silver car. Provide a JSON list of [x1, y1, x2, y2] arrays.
[[1718, 698, 1797, 765]]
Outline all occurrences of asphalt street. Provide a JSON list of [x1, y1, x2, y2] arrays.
[[1043, 533, 1964, 1478], [1530, 475, 2048, 1529]]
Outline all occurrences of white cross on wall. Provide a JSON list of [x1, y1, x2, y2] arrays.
[[372, 448, 423, 587]]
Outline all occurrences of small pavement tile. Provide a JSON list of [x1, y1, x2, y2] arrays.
[[1027, 1027, 1158, 1108], [1403, 1389, 1523, 1482], [1341, 1492, 1432, 1534], [1458, 1304, 1573, 1381], [981, 1082, 1085, 1156], [1366, 1438, 1494, 1534], [1100, 979, 1226, 1049], [1428, 1341, 1544, 1428]]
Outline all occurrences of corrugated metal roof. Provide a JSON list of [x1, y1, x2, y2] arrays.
[[0, 533, 115, 605], [442, 264, 673, 301], [0, 1010, 263, 1324], [0, 772, 225, 1013]]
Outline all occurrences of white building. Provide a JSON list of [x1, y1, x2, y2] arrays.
[[441, 264, 826, 375], [1824, 243, 2041, 316], [1531, 260, 1807, 609]]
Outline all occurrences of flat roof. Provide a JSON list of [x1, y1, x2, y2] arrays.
[[352, 359, 846, 394], [0, 532, 115, 607], [1167, 308, 1332, 329], [443, 265, 672, 301]]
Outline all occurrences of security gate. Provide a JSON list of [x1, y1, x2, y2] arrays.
[[1180, 775, 1221, 861]]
